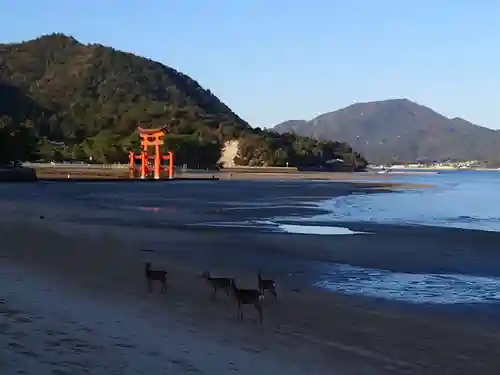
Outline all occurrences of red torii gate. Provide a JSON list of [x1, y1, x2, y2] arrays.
[[128, 126, 174, 180]]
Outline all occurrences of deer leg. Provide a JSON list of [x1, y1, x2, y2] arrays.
[[212, 287, 217, 301], [237, 304, 243, 322], [161, 280, 167, 294], [147, 280, 152, 293], [255, 304, 263, 325]]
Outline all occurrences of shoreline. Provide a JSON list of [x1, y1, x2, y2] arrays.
[[1, 166, 435, 194], [1, 220, 500, 374], [31, 166, 432, 184], [30, 176, 429, 189], [0, 179, 498, 279], [1, 177, 500, 373]]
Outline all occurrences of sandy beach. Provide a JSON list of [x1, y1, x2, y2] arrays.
[[1, 222, 500, 374], [32, 165, 433, 187], [0, 221, 385, 375], [1, 180, 500, 374]]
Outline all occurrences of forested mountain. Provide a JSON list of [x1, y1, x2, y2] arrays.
[[273, 99, 500, 165], [0, 33, 366, 170]]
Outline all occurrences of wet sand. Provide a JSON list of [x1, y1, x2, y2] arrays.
[[0, 221, 385, 375], [1, 180, 500, 374], [1, 218, 500, 374]]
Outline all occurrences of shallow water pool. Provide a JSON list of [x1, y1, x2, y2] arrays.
[[316, 263, 500, 304]]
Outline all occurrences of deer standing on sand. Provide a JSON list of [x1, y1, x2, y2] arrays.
[[144, 262, 167, 294], [200, 271, 232, 300], [257, 270, 277, 303], [230, 279, 264, 324]]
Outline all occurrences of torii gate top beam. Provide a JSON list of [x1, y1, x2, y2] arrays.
[[136, 126, 168, 148]]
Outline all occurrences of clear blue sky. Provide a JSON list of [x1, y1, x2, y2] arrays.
[[1, 1, 499, 128]]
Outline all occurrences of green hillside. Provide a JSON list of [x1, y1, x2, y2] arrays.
[[0, 33, 366, 170]]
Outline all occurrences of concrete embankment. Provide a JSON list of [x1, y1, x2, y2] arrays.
[[0, 167, 37, 182]]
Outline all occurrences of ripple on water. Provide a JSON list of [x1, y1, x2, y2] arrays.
[[316, 263, 500, 304], [195, 220, 373, 235], [277, 223, 372, 235]]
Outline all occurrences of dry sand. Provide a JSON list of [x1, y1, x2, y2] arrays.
[[33, 166, 433, 189], [0, 221, 376, 375], [1, 218, 500, 374]]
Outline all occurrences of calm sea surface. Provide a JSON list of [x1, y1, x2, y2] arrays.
[[278, 170, 500, 232], [286, 170, 500, 305]]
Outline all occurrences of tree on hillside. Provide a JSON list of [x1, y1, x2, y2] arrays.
[[0, 117, 38, 164]]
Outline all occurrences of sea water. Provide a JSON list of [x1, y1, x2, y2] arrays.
[[316, 263, 500, 304], [289, 170, 500, 232]]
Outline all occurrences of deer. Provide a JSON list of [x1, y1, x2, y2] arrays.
[[257, 270, 277, 303], [230, 279, 264, 324], [144, 262, 167, 294], [200, 271, 232, 300]]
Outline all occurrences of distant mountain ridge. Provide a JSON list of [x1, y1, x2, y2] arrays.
[[272, 99, 500, 164]]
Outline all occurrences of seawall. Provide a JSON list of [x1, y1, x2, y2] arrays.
[[0, 167, 38, 182]]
